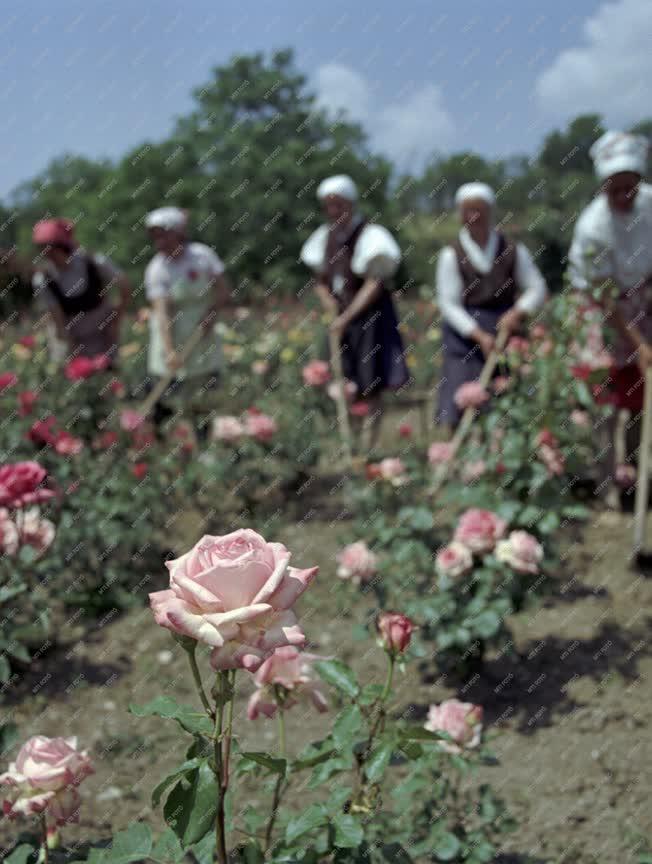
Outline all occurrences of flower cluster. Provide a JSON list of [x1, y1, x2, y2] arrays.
[[212, 409, 278, 444]]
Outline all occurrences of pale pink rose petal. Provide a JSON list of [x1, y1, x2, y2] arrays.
[[263, 566, 318, 610], [247, 690, 278, 720]]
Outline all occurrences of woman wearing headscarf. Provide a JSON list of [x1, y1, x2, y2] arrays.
[[435, 183, 547, 430], [31, 218, 130, 364], [568, 131, 652, 506], [300, 174, 409, 451], [144, 206, 230, 437]]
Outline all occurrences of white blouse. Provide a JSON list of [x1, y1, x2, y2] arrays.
[[300, 221, 401, 280], [568, 182, 652, 291], [436, 227, 548, 337]]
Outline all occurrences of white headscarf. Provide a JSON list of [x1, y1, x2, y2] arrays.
[[589, 131, 649, 181], [317, 174, 358, 202], [454, 182, 496, 208], [145, 206, 188, 231]]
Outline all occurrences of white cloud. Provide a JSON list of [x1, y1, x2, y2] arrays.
[[314, 63, 454, 168], [536, 0, 652, 123]]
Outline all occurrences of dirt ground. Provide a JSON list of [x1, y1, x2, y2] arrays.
[[2, 441, 652, 863]]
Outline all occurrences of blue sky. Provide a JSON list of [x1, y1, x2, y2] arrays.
[[1, 0, 650, 198]]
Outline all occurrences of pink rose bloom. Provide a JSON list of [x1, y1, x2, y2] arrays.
[[531, 324, 547, 340], [247, 647, 328, 720], [424, 700, 483, 753], [428, 442, 454, 466], [109, 379, 126, 398], [492, 376, 511, 395], [54, 431, 84, 456], [149, 529, 318, 671], [0, 735, 93, 826], [15, 508, 56, 556], [302, 360, 331, 387], [0, 462, 54, 508], [18, 391, 38, 417], [379, 457, 407, 486], [454, 381, 490, 410], [120, 409, 145, 433], [245, 411, 278, 442], [398, 423, 413, 438], [28, 417, 58, 447], [0, 372, 18, 393], [212, 416, 245, 443], [495, 530, 544, 575], [252, 360, 269, 375], [436, 541, 473, 579], [65, 355, 109, 381], [377, 611, 413, 655], [539, 444, 565, 476], [461, 460, 486, 483], [570, 409, 590, 428], [349, 401, 370, 417], [0, 510, 19, 556], [506, 336, 530, 356], [327, 380, 357, 402], [336, 541, 378, 585], [454, 508, 507, 554], [615, 463, 637, 488]]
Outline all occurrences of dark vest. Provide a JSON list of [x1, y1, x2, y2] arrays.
[[45, 255, 105, 318], [453, 232, 518, 309], [321, 219, 382, 311]]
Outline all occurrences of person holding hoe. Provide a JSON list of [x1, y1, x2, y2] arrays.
[[300, 174, 408, 455], [568, 131, 652, 509], [31, 218, 131, 365], [435, 182, 548, 431], [144, 206, 231, 440]]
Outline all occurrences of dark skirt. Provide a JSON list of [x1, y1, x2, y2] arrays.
[[338, 289, 409, 398], [437, 305, 509, 427]]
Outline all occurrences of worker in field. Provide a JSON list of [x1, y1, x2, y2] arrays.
[[144, 206, 231, 439], [568, 131, 652, 509], [435, 182, 548, 431], [31, 218, 131, 365], [300, 174, 408, 453]]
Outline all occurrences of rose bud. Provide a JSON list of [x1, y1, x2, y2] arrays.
[[377, 612, 413, 655]]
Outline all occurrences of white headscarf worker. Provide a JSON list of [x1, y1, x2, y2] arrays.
[[300, 174, 408, 451], [144, 206, 230, 437], [568, 131, 652, 507], [435, 182, 547, 428]]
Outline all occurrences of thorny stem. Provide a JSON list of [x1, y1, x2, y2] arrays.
[[214, 673, 228, 864], [187, 645, 214, 719], [223, 669, 236, 786], [264, 698, 287, 854], [38, 814, 48, 864]]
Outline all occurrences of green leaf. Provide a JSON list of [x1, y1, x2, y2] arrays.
[[365, 741, 393, 782], [129, 696, 213, 736], [150, 827, 185, 863], [469, 610, 502, 639], [433, 831, 461, 861], [0, 721, 20, 755], [151, 758, 203, 808], [239, 751, 287, 775], [398, 725, 448, 742], [6, 642, 31, 663], [4, 845, 36, 864], [189, 831, 216, 864], [240, 841, 265, 864], [333, 813, 364, 849], [381, 842, 414, 864], [309, 755, 352, 787], [332, 705, 363, 751], [285, 804, 328, 844], [96, 822, 153, 864], [0, 654, 11, 683], [291, 744, 336, 771], [358, 683, 384, 706], [538, 512, 560, 534], [164, 762, 219, 847], [314, 660, 359, 698]]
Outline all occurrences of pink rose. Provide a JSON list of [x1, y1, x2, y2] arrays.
[[247, 647, 328, 720], [461, 460, 486, 483], [327, 380, 357, 402], [65, 355, 109, 381], [252, 360, 269, 375], [120, 410, 145, 433], [492, 376, 511, 395], [538, 444, 565, 476], [212, 416, 245, 442], [349, 401, 370, 417], [454, 381, 489, 410], [428, 442, 454, 466], [28, 417, 58, 447], [570, 409, 590, 428], [398, 423, 413, 438], [531, 324, 547, 340], [506, 336, 530, 356], [54, 431, 84, 456], [435, 541, 473, 578], [0, 510, 19, 556], [245, 411, 278, 442], [379, 457, 407, 486], [377, 611, 413, 655], [495, 530, 543, 575], [453, 508, 507, 554], [18, 391, 38, 417], [149, 529, 318, 671], [0, 372, 18, 393], [336, 541, 378, 585], [0, 462, 54, 508], [15, 508, 56, 556], [424, 700, 483, 753], [0, 735, 93, 826], [615, 463, 637, 488], [302, 360, 331, 387]]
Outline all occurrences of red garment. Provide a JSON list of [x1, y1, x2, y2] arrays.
[[611, 363, 645, 412]]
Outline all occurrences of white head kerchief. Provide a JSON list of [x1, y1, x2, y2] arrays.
[[317, 174, 358, 202], [589, 131, 648, 181], [454, 182, 496, 208], [145, 206, 188, 230]]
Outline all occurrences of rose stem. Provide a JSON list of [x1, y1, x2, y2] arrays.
[[264, 700, 287, 852], [187, 644, 214, 718], [214, 672, 228, 864]]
